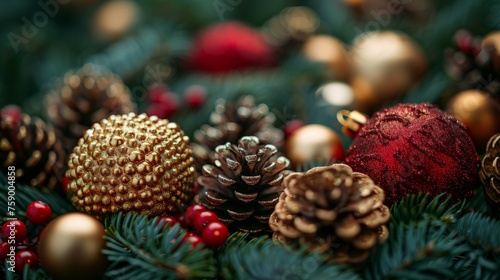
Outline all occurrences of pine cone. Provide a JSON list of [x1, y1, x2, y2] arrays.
[[45, 64, 135, 149], [195, 136, 291, 234], [269, 164, 390, 263], [67, 113, 196, 219], [192, 96, 284, 171], [480, 133, 500, 217], [445, 31, 500, 96], [0, 112, 65, 189]]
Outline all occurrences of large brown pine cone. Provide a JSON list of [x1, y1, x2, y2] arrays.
[[45, 64, 135, 149], [0, 112, 65, 189], [480, 133, 500, 217], [269, 164, 390, 263], [192, 96, 284, 171], [195, 136, 291, 235]]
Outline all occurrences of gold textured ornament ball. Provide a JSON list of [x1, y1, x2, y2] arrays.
[[39, 213, 107, 280], [92, 0, 139, 41], [350, 31, 427, 112], [303, 35, 350, 81], [447, 90, 500, 153], [284, 124, 344, 167], [66, 113, 196, 219]]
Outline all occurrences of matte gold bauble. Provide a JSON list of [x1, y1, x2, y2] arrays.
[[284, 124, 344, 167], [447, 90, 500, 153], [482, 31, 500, 54], [39, 213, 107, 280], [350, 31, 427, 110], [303, 35, 350, 80], [92, 0, 139, 41]]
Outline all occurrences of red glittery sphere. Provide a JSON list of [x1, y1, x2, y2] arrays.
[[188, 22, 275, 73], [345, 103, 479, 205]]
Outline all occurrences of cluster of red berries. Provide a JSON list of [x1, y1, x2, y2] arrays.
[[146, 83, 207, 119], [157, 204, 229, 249], [0, 201, 52, 274]]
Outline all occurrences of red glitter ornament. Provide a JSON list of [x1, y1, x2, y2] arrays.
[[188, 22, 275, 73], [345, 103, 479, 205]]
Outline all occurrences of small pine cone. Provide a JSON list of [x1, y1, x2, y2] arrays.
[[195, 136, 291, 235], [480, 133, 500, 217], [45, 64, 135, 148], [192, 96, 284, 171], [67, 113, 196, 219], [269, 164, 390, 264], [0, 113, 65, 189]]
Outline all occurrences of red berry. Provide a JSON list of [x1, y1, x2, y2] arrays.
[[157, 216, 177, 230], [15, 250, 38, 273], [26, 201, 52, 225], [184, 204, 206, 226], [1, 105, 23, 126], [1, 220, 27, 244], [184, 85, 207, 110], [182, 233, 203, 249], [284, 120, 304, 138], [174, 213, 188, 228], [201, 221, 229, 248], [61, 173, 70, 194], [146, 94, 180, 119], [148, 83, 170, 103], [0, 242, 10, 260], [193, 211, 219, 232]]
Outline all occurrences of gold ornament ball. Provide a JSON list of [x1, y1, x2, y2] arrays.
[[447, 90, 500, 153], [67, 113, 196, 219], [92, 0, 139, 41], [482, 31, 500, 55], [39, 213, 107, 280], [303, 35, 350, 81], [284, 124, 344, 167], [350, 31, 427, 109]]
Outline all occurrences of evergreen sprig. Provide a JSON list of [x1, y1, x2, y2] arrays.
[[453, 212, 500, 252], [390, 193, 464, 228], [363, 222, 469, 280], [218, 234, 360, 280], [103, 212, 217, 280], [0, 173, 74, 224]]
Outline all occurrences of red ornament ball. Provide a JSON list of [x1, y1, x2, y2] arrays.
[[26, 201, 52, 225], [189, 22, 275, 73], [15, 250, 39, 273], [1, 220, 27, 244], [201, 221, 229, 248], [345, 103, 478, 205]]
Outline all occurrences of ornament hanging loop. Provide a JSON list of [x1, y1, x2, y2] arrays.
[[337, 110, 367, 139]]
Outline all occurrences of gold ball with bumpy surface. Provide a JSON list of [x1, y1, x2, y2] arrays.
[[66, 113, 196, 219], [39, 213, 107, 280]]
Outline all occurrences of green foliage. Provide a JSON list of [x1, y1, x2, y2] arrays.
[[1, 260, 50, 280], [453, 212, 500, 252], [363, 222, 469, 280], [0, 173, 75, 224], [103, 213, 217, 280], [390, 193, 464, 227], [218, 234, 360, 280]]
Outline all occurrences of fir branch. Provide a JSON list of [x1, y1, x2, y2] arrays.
[[363, 222, 469, 280], [2, 260, 51, 280], [453, 212, 500, 252], [390, 193, 464, 228], [103, 213, 217, 280], [218, 235, 360, 280], [0, 173, 75, 224], [453, 249, 500, 280]]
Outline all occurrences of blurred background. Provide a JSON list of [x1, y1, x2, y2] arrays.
[[1, 0, 500, 152]]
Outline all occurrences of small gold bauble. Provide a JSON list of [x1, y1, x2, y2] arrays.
[[92, 0, 139, 41], [39, 213, 107, 280], [482, 31, 500, 55], [284, 124, 344, 167], [66, 113, 196, 219], [447, 90, 500, 153], [303, 35, 350, 80], [350, 31, 427, 110]]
